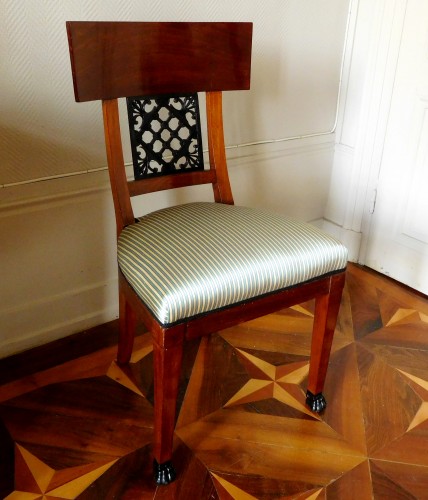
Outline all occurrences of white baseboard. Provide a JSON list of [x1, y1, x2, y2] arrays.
[[311, 218, 361, 262]]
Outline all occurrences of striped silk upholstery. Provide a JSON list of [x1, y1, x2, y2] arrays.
[[118, 202, 348, 325]]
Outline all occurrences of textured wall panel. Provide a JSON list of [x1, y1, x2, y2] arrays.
[[0, 0, 349, 185]]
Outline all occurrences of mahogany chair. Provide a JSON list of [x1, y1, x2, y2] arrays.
[[66, 21, 347, 485]]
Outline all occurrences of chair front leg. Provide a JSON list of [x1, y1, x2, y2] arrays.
[[152, 327, 184, 485], [306, 272, 346, 413]]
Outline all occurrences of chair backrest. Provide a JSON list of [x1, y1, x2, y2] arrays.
[[66, 21, 253, 234]]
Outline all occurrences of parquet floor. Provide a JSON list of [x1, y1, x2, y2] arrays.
[[1, 264, 428, 499]]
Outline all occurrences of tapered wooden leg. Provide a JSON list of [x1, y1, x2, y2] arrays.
[[306, 272, 346, 413], [117, 285, 136, 365], [152, 328, 184, 485]]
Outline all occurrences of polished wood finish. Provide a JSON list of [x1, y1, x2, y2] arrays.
[[185, 273, 333, 340], [117, 285, 137, 365], [102, 99, 134, 233], [128, 170, 216, 197], [206, 91, 234, 204], [66, 22, 253, 102], [308, 272, 346, 395], [2, 265, 428, 498], [152, 329, 184, 464], [67, 21, 346, 481]]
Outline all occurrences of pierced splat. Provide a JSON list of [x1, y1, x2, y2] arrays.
[[127, 94, 204, 179]]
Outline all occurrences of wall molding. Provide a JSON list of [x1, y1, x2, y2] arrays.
[[0, 279, 119, 359], [1, 134, 334, 213], [0, 173, 111, 215], [1, 135, 335, 358]]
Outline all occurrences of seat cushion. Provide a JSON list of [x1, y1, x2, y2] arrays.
[[117, 202, 348, 325]]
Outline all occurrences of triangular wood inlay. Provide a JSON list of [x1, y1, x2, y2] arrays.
[[2, 264, 428, 497], [211, 473, 258, 499]]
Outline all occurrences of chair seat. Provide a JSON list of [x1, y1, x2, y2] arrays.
[[117, 202, 348, 325]]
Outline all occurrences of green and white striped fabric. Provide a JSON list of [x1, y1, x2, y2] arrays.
[[117, 202, 348, 325]]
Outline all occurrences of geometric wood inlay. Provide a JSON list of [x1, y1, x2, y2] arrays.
[[211, 472, 258, 499], [2, 264, 428, 498]]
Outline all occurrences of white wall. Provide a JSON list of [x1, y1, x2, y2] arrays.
[[0, 0, 350, 357]]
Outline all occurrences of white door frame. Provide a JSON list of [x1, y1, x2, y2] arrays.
[[335, 0, 408, 263]]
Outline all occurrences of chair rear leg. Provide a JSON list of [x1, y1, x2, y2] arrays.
[[152, 331, 184, 485], [117, 287, 136, 365], [306, 272, 346, 413]]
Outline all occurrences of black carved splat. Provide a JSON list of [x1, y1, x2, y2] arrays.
[[126, 94, 204, 179]]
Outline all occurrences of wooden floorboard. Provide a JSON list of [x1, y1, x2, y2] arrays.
[[1, 263, 428, 498]]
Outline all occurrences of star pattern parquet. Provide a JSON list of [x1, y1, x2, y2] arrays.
[[1, 264, 428, 498]]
